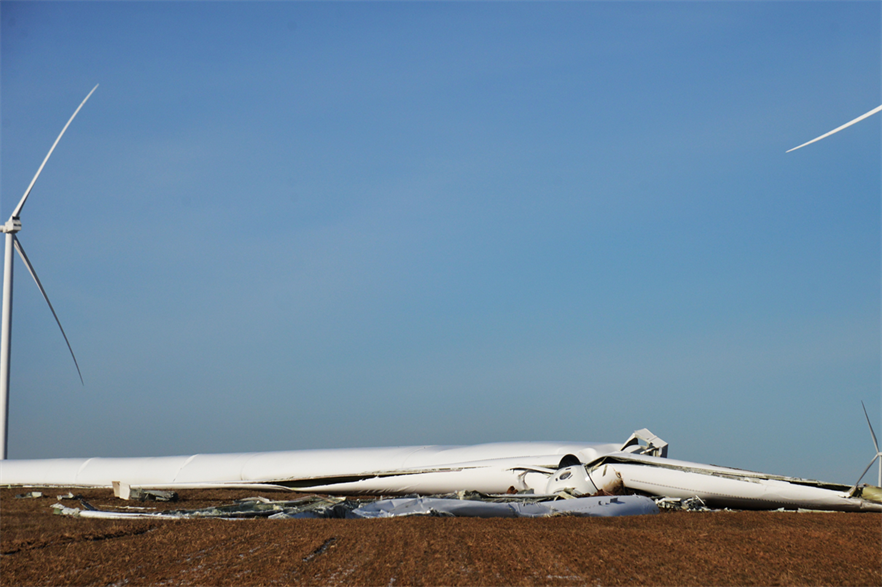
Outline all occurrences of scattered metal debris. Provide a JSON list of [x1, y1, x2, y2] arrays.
[[49, 493, 659, 520], [51, 503, 81, 516], [852, 484, 882, 503], [303, 538, 337, 562], [655, 496, 711, 512], [113, 481, 177, 502], [342, 495, 657, 519]]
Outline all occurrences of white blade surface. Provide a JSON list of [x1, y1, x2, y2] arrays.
[[12, 237, 83, 384], [10, 85, 99, 220], [787, 104, 882, 153]]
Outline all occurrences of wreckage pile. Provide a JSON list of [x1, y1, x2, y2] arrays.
[[45, 490, 661, 519], [4, 428, 880, 513], [2, 487, 880, 586]]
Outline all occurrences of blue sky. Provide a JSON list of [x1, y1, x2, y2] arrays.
[[1, 2, 879, 485]]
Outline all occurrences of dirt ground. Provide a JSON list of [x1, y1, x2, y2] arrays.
[[2, 488, 880, 586]]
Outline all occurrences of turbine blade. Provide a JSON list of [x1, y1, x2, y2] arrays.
[[852, 454, 880, 489], [786, 104, 882, 153], [862, 401, 879, 453], [12, 236, 83, 385], [10, 84, 99, 221]]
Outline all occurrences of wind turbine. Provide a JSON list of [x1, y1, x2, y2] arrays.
[[853, 401, 882, 488], [0, 85, 96, 459]]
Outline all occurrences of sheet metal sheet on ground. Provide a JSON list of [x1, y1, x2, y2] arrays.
[[49, 493, 660, 519]]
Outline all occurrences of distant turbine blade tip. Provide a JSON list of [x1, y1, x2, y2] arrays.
[[787, 104, 882, 153]]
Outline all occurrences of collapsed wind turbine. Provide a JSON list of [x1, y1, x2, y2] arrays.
[[0, 85, 96, 459]]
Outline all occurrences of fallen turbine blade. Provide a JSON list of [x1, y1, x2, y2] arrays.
[[786, 104, 882, 153], [10, 84, 99, 220], [862, 401, 879, 454], [12, 237, 83, 385]]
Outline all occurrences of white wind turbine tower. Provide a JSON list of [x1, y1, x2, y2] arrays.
[[0, 85, 96, 460]]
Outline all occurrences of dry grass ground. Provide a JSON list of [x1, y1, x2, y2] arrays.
[[2, 488, 880, 586]]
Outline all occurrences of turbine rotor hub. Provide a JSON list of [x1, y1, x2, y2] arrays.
[[0, 218, 21, 234]]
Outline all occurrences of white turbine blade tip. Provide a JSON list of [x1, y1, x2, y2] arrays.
[[787, 104, 882, 153], [11, 85, 99, 220]]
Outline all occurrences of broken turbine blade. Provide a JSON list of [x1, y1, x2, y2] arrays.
[[12, 237, 83, 384]]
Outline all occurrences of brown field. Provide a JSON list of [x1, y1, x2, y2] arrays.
[[2, 487, 880, 586]]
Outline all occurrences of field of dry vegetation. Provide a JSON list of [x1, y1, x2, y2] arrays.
[[2, 487, 880, 586]]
